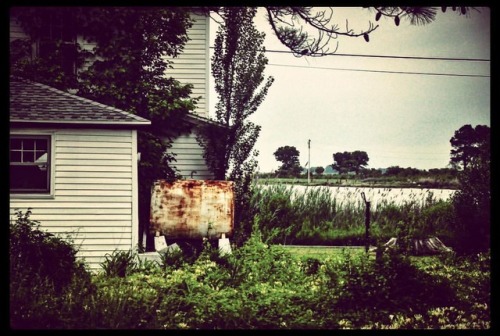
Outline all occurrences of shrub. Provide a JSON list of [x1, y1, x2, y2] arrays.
[[100, 249, 137, 277], [451, 164, 490, 254], [416, 200, 455, 240], [316, 248, 457, 328], [10, 209, 89, 291], [158, 247, 185, 271], [10, 209, 92, 328]]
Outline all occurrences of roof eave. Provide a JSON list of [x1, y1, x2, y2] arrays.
[[185, 113, 228, 129], [10, 119, 152, 129]]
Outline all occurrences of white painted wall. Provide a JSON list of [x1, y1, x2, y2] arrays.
[[169, 132, 214, 180], [9, 16, 26, 41], [10, 128, 138, 271], [164, 14, 210, 118]]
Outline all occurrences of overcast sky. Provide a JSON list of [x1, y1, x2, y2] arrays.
[[208, 7, 490, 173]]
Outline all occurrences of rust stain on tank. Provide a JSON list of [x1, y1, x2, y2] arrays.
[[150, 179, 234, 239]]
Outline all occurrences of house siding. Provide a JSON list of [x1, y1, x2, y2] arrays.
[[9, 16, 27, 42], [168, 132, 214, 180], [11, 12, 210, 119], [165, 14, 210, 118], [10, 128, 138, 271]]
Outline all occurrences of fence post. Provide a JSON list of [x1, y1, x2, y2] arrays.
[[361, 192, 371, 253]]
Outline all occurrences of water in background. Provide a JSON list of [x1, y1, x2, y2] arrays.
[[260, 184, 455, 209]]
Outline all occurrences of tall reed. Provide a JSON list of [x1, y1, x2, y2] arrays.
[[249, 185, 455, 245]]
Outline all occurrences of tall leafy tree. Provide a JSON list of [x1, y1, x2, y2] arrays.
[[332, 150, 369, 175], [315, 166, 325, 176], [198, 7, 273, 180], [450, 124, 490, 170], [10, 7, 198, 250], [450, 125, 490, 254], [274, 146, 302, 177], [196, 7, 274, 243]]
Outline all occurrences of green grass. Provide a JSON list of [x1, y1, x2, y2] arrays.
[[247, 184, 456, 248], [279, 245, 368, 261]]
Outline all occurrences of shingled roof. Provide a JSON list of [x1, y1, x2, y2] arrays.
[[10, 76, 151, 127]]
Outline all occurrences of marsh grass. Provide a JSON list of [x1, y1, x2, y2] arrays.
[[250, 184, 456, 246]]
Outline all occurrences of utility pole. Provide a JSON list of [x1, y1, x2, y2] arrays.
[[307, 139, 311, 185]]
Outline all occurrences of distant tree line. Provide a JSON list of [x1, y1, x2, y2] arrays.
[[270, 123, 489, 180]]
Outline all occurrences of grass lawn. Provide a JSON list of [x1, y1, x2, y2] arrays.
[[279, 245, 371, 261]]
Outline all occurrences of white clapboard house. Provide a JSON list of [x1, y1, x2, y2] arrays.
[[9, 10, 217, 270]]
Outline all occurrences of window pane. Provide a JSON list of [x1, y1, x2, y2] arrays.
[[10, 136, 51, 194], [10, 165, 49, 191], [36, 139, 48, 151], [23, 139, 35, 150], [10, 138, 22, 150], [10, 150, 21, 163], [35, 151, 48, 163], [23, 150, 35, 163]]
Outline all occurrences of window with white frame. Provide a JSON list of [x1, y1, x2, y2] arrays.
[[10, 135, 51, 193], [37, 12, 78, 77]]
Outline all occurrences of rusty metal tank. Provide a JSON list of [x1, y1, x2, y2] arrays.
[[150, 179, 234, 239]]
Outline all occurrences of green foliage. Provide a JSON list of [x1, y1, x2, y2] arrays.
[[159, 247, 186, 271], [10, 38, 85, 90], [450, 125, 490, 254], [273, 145, 302, 177], [10, 209, 89, 292], [449, 124, 490, 170], [248, 185, 455, 246], [100, 249, 137, 278], [415, 200, 455, 240], [197, 7, 273, 180], [11, 228, 490, 329], [197, 7, 274, 245], [10, 209, 93, 328], [316, 249, 458, 328], [369, 251, 491, 329], [452, 169, 490, 253], [332, 150, 369, 175], [315, 166, 325, 175]]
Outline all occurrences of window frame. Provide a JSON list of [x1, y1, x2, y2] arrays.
[[10, 132, 55, 199], [36, 12, 79, 77]]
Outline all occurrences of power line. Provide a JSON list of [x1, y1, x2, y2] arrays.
[[267, 63, 490, 78], [264, 49, 490, 62], [209, 46, 490, 62]]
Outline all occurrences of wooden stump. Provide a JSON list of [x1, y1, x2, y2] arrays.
[[382, 236, 452, 255]]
